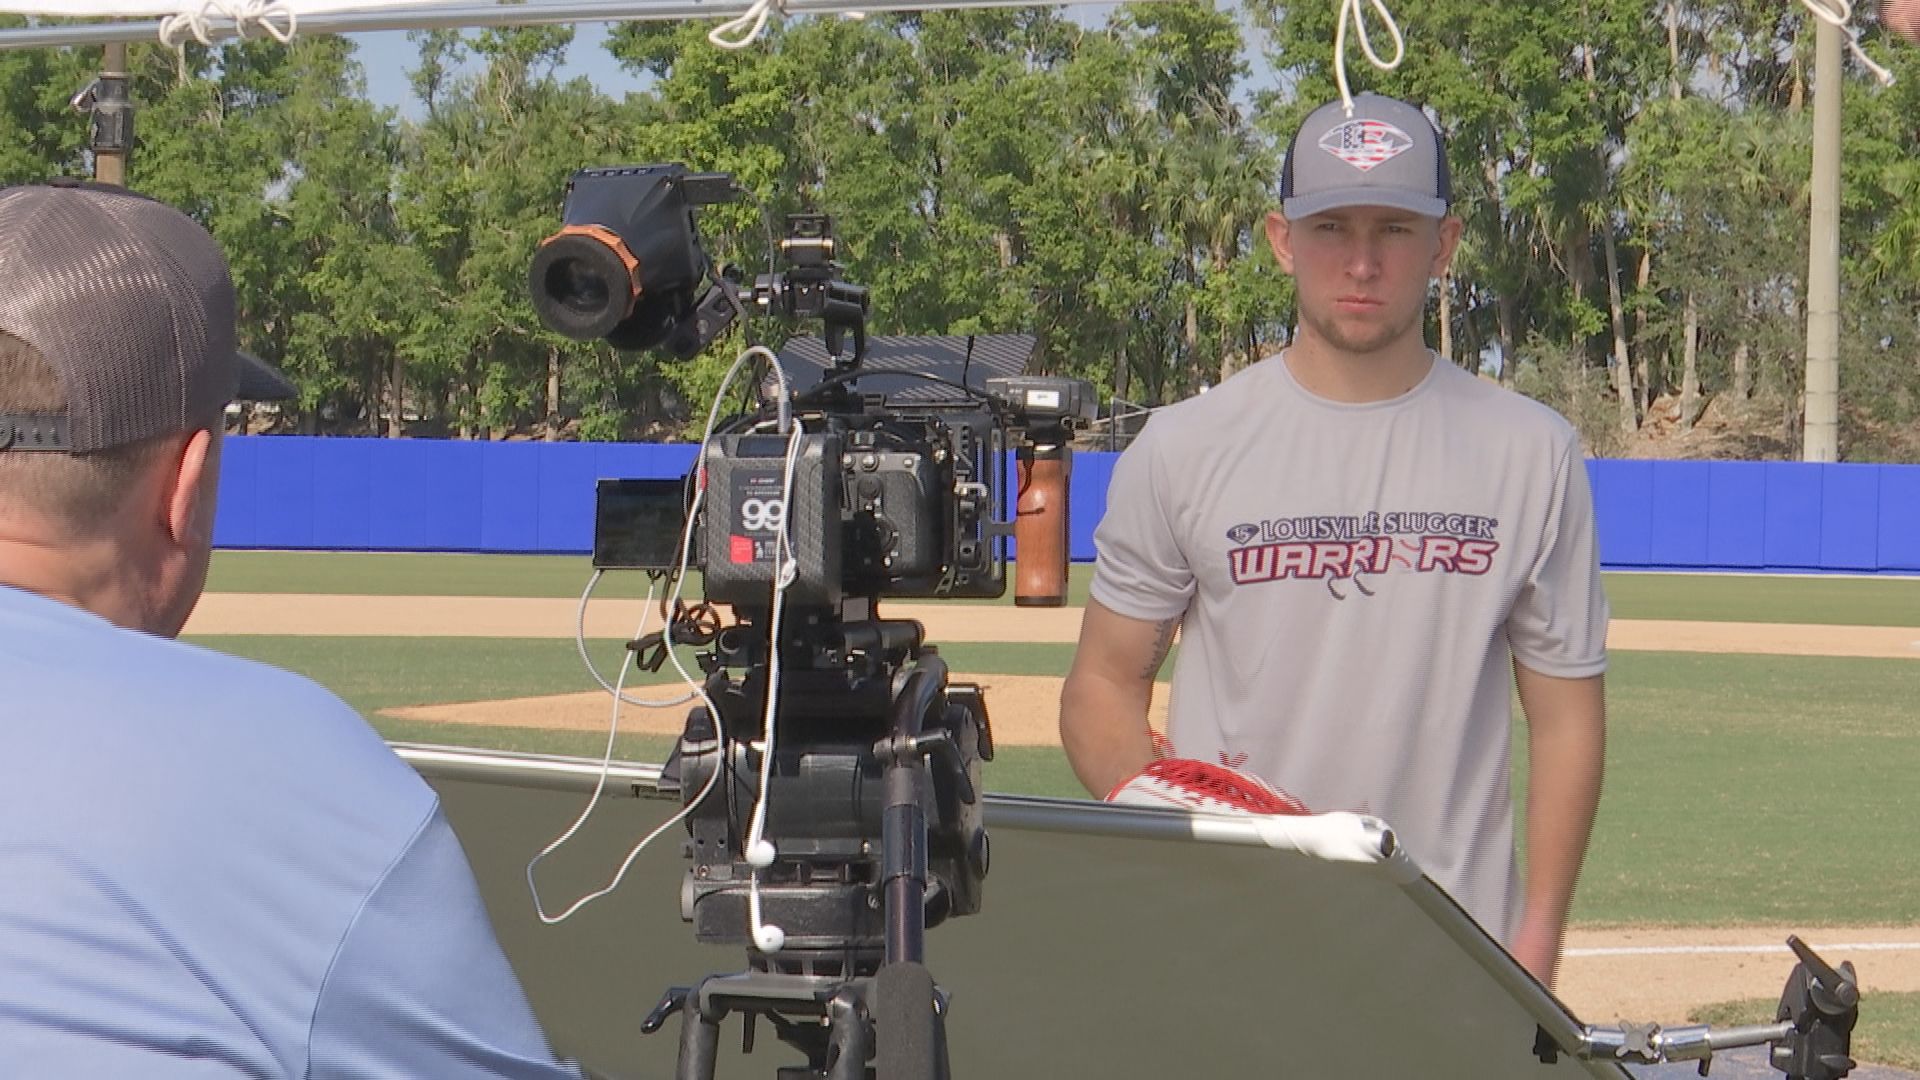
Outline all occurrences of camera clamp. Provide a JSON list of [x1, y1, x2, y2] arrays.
[[1538, 935, 1860, 1078]]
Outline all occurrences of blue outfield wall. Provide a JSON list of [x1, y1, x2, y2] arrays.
[[214, 437, 698, 555], [1584, 459, 1920, 573], [213, 436, 1920, 574]]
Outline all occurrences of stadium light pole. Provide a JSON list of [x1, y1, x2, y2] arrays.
[[1803, 15, 1842, 463]]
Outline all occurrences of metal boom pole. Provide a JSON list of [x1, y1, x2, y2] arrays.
[[1, 0, 1159, 49]]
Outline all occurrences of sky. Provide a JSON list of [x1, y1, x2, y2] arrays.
[[342, 2, 1285, 119], [346, 23, 649, 118]]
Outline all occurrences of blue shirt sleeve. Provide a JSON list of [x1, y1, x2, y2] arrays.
[[307, 804, 582, 1079]]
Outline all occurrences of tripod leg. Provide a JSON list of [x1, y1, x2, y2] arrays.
[[875, 962, 940, 1080], [676, 979, 722, 1080], [935, 994, 950, 1080]]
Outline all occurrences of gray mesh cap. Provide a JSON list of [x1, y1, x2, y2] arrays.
[[1280, 93, 1453, 220], [0, 181, 295, 454]]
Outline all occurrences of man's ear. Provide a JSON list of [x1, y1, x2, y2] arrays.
[[1431, 215, 1465, 279], [164, 429, 218, 548], [1265, 211, 1296, 274]]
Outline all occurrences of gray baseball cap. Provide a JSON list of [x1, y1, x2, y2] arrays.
[[1280, 93, 1453, 220], [0, 180, 296, 455]]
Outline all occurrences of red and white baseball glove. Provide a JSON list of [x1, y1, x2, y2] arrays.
[[1104, 757, 1311, 816]]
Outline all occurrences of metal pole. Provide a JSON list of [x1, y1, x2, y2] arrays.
[[1802, 16, 1842, 462], [0, 0, 1170, 49], [88, 42, 133, 185]]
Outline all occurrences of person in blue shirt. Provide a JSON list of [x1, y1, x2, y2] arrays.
[[0, 180, 585, 1078]]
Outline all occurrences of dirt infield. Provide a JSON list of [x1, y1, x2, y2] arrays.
[[201, 591, 1920, 1028]]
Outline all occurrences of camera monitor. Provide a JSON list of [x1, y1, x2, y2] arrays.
[[592, 478, 695, 571]]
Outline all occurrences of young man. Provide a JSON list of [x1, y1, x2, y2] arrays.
[[1059, 94, 1609, 987], [0, 181, 582, 1077]]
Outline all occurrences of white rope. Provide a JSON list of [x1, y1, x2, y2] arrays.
[[1799, 0, 1895, 86], [1332, 0, 1403, 116], [707, 0, 779, 48], [157, 0, 295, 45], [1326, 0, 1890, 117]]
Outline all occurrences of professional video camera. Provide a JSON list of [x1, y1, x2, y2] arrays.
[[530, 164, 1095, 1080]]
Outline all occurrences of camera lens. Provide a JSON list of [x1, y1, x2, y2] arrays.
[[547, 257, 611, 316], [528, 230, 639, 341]]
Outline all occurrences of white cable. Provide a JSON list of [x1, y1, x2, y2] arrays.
[[526, 609, 726, 924], [742, 420, 804, 948], [738, 347, 800, 953], [531, 345, 773, 923], [748, 886, 784, 953], [572, 569, 699, 709], [158, 0, 294, 45], [1331, 0, 1404, 116], [650, 346, 776, 726], [1800, 0, 1895, 86], [707, 0, 780, 49]]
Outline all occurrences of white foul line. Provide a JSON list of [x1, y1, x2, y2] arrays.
[[1566, 942, 1920, 958]]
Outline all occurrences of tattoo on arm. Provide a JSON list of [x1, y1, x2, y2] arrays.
[[1140, 618, 1179, 680]]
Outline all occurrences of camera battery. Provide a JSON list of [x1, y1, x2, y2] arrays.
[[702, 433, 843, 609]]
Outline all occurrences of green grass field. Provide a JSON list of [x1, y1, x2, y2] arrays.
[[192, 634, 1084, 796], [193, 550, 1920, 927], [194, 551, 1920, 1066], [194, 635, 1077, 714], [206, 550, 1920, 625], [187, 630, 1920, 927]]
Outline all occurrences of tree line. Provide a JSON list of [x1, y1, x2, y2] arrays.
[[2, 1, 1917, 459]]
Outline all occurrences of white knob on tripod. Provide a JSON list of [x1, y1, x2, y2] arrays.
[[747, 839, 777, 868]]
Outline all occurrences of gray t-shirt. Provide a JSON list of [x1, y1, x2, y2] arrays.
[[1090, 353, 1609, 943]]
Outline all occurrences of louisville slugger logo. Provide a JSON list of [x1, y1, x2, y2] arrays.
[[1227, 535, 1498, 583], [1318, 119, 1414, 172], [1223, 508, 1502, 601]]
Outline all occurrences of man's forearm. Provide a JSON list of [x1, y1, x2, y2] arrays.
[[1524, 721, 1603, 923], [1517, 671, 1606, 976], [1058, 673, 1159, 798], [1060, 604, 1179, 798]]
